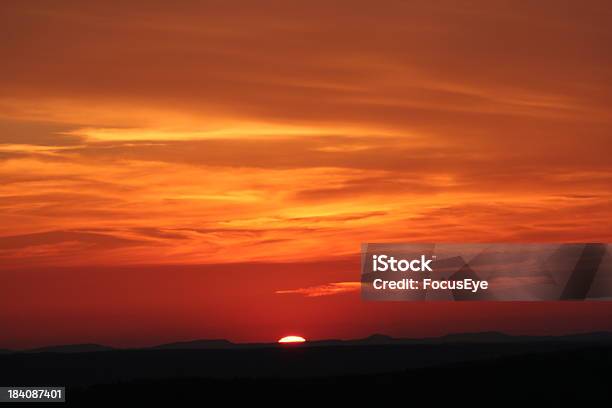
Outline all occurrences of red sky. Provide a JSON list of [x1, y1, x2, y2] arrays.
[[1, 1, 612, 348]]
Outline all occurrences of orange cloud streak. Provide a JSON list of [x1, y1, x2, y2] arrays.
[[276, 282, 361, 297]]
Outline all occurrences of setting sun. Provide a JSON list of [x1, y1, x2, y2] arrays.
[[278, 336, 306, 344]]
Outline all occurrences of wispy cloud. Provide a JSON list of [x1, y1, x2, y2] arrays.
[[276, 282, 361, 297]]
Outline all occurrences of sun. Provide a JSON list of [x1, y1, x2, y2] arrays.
[[278, 335, 306, 344]]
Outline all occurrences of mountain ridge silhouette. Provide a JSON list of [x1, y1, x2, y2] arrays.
[[6, 331, 612, 353]]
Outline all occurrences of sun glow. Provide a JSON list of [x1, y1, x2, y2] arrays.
[[278, 335, 306, 343]]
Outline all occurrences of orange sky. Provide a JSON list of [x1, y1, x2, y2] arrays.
[[1, 1, 612, 348]]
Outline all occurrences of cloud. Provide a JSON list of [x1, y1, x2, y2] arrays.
[[2, 1, 610, 131], [276, 282, 361, 297], [0, 230, 148, 251], [0, 1, 611, 268], [0, 120, 83, 146]]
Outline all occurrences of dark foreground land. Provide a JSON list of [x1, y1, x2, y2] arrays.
[[2, 334, 612, 404]]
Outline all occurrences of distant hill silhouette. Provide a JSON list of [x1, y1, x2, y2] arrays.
[[25, 343, 115, 353], [354, 333, 396, 344], [152, 339, 234, 350], [434, 331, 515, 343], [5, 331, 612, 354], [430, 330, 612, 344], [2, 331, 612, 385]]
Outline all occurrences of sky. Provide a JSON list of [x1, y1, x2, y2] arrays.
[[1, 1, 612, 348]]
